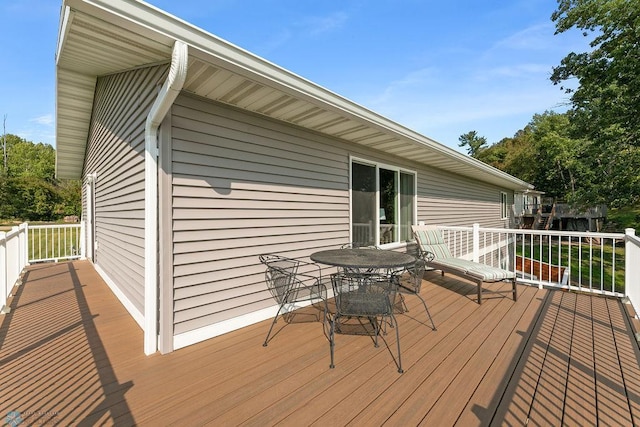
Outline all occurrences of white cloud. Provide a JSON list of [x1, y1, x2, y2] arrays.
[[492, 23, 556, 52], [301, 11, 348, 36], [476, 63, 552, 81], [371, 67, 438, 105], [29, 114, 54, 126], [258, 29, 293, 55]]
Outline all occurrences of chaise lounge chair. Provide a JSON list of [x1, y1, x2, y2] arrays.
[[412, 225, 517, 304]]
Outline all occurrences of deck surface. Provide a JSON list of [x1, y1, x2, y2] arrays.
[[1, 260, 640, 426]]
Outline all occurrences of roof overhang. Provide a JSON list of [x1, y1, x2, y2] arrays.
[[56, 0, 533, 191]]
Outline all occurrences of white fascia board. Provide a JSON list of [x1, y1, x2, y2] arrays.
[[56, 6, 74, 66], [63, 0, 533, 191]]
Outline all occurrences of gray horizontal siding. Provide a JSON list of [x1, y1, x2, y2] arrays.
[[171, 94, 350, 335], [170, 93, 515, 337], [83, 63, 169, 318], [417, 166, 511, 228]]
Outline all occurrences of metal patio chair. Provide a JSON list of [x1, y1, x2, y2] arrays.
[[330, 272, 404, 373], [259, 254, 329, 347], [395, 258, 436, 330]]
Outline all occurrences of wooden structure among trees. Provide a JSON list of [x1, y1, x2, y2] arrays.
[[516, 196, 607, 232], [2, 260, 639, 425]]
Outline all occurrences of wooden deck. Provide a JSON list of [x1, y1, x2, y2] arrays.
[[2, 260, 640, 426]]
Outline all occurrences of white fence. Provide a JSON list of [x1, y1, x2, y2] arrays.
[[1, 223, 28, 313], [2, 221, 640, 321], [27, 223, 83, 263], [438, 224, 640, 317], [0, 222, 83, 314]]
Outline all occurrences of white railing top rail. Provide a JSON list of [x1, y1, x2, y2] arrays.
[[457, 226, 625, 240], [434, 224, 630, 300]]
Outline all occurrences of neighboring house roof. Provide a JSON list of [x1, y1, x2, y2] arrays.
[[56, 0, 533, 191]]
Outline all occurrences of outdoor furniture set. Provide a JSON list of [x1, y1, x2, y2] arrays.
[[259, 226, 517, 373]]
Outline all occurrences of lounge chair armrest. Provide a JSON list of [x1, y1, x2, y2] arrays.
[[419, 250, 436, 263]]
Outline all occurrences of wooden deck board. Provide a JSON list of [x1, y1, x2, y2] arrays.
[[454, 286, 548, 427], [492, 290, 560, 425], [608, 298, 640, 425], [423, 285, 544, 426], [592, 294, 634, 425], [527, 291, 575, 425], [562, 287, 597, 426], [2, 261, 640, 426]]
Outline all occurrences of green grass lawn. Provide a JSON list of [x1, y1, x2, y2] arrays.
[[606, 203, 640, 232]]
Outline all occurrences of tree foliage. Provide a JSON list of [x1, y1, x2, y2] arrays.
[[473, 112, 587, 203], [0, 134, 80, 222], [458, 131, 488, 158], [550, 0, 640, 208], [467, 1, 640, 209]]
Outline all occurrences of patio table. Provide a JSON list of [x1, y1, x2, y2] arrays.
[[310, 248, 416, 273]]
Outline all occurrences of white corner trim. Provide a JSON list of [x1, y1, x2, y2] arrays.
[[144, 40, 188, 356]]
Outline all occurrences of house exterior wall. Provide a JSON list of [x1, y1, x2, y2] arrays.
[[169, 93, 515, 346], [82, 63, 169, 326], [418, 166, 512, 229]]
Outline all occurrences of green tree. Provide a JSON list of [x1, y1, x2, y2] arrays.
[[55, 179, 82, 217], [528, 112, 586, 203], [458, 131, 488, 158], [5, 134, 55, 179], [472, 112, 586, 205], [551, 0, 640, 207], [0, 134, 81, 221]]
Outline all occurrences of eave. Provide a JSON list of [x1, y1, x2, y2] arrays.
[[56, 0, 533, 191]]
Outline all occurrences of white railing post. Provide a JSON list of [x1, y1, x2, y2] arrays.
[[1, 231, 7, 314], [21, 222, 28, 267], [472, 223, 480, 263], [625, 228, 640, 320], [80, 219, 86, 259]]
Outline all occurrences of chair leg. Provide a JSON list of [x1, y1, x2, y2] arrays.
[[391, 313, 403, 373], [400, 294, 409, 312], [416, 294, 437, 331], [512, 278, 518, 301], [477, 280, 483, 304], [329, 315, 336, 369], [263, 302, 286, 346], [373, 317, 380, 347]]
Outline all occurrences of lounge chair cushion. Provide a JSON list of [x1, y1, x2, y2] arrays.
[[430, 258, 515, 281], [414, 228, 453, 259], [413, 226, 515, 281], [412, 225, 517, 304]]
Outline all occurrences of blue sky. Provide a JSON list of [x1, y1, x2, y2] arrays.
[[0, 0, 590, 151]]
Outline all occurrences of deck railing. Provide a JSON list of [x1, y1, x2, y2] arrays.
[[27, 223, 83, 263], [2, 221, 639, 322], [1, 223, 28, 313], [0, 222, 84, 313], [437, 224, 640, 317]]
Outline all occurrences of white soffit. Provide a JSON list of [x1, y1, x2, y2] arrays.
[[56, 0, 532, 191]]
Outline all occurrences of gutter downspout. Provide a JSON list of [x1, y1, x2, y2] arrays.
[[144, 40, 188, 355]]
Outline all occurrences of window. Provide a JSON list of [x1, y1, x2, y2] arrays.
[[351, 159, 416, 246], [501, 192, 508, 219]]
